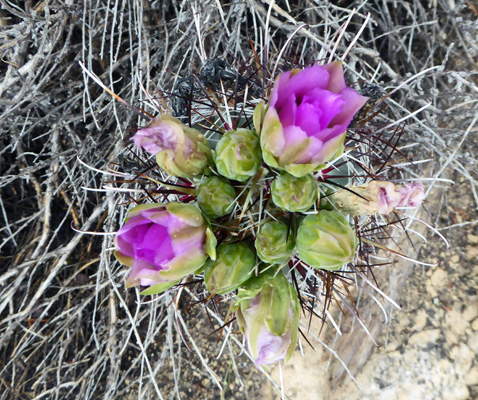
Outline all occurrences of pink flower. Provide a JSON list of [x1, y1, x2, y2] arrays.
[[377, 182, 425, 214], [397, 182, 425, 208], [241, 294, 294, 366], [254, 62, 367, 177], [132, 115, 212, 178], [114, 203, 215, 289]]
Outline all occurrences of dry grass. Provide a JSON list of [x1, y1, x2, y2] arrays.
[[0, 0, 477, 399]]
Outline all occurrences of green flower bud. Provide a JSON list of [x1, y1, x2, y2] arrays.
[[255, 220, 294, 265], [297, 210, 357, 270], [215, 129, 262, 182], [235, 271, 300, 367], [204, 243, 256, 295], [271, 172, 318, 212], [197, 176, 236, 219]]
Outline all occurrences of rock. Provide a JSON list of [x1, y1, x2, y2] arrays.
[[413, 309, 428, 330], [471, 318, 478, 331], [468, 234, 478, 244], [445, 308, 470, 337], [408, 329, 440, 347], [463, 304, 478, 322], [430, 268, 447, 289], [450, 253, 460, 264]]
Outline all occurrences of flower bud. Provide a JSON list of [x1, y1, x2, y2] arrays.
[[271, 172, 318, 212], [196, 176, 236, 219], [235, 271, 300, 368], [328, 181, 425, 216], [114, 202, 216, 294], [297, 210, 357, 270], [255, 220, 294, 265], [214, 129, 262, 182], [204, 243, 256, 295], [132, 115, 212, 178]]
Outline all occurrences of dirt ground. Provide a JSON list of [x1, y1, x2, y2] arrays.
[[1, 1, 477, 399]]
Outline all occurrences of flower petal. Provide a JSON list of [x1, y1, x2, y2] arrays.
[[322, 61, 346, 93], [329, 87, 368, 127], [281, 125, 324, 165], [126, 259, 158, 287], [295, 91, 345, 137], [269, 71, 291, 109], [277, 93, 297, 127], [275, 64, 329, 109], [310, 132, 346, 164], [254, 326, 290, 366], [261, 108, 285, 157]]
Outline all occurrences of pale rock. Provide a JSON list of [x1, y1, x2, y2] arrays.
[[463, 303, 478, 322], [445, 308, 469, 336], [464, 362, 478, 385], [430, 268, 447, 289], [444, 328, 459, 345], [450, 253, 460, 264], [408, 329, 440, 347], [467, 332, 478, 354], [412, 309, 428, 331], [468, 234, 478, 244], [466, 244, 478, 259], [426, 281, 438, 297], [438, 358, 452, 374], [441, 384, 469, 400], [471, 318, 478, 331], [449, 343, 474, 377], [269, 326, 330, 400]]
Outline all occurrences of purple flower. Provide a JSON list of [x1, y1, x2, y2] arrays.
[[132, 115, 212, 178], [114, 203, 215, 290], [235, 272, 300, 368], [254, 62, 367, 177], [241, 294, 294, 366], [377, 182, 425, 214]]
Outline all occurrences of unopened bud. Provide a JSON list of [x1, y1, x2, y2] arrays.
[[271, 172, 318, 212], [204, 243, 256, 295], [235, 271, 300, 367], [197, 176, 236, 219], [297, 210, 357, 270], [255, 220, 294, 265], [132, 115, 212, 178], [214, 129, 262, 182]]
